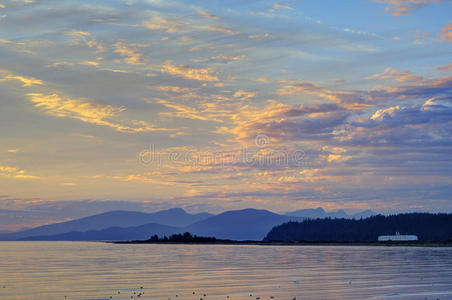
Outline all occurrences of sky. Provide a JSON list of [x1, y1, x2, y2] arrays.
[[0, 0, 451, 230]]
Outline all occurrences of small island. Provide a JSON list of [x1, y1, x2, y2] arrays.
[[114, 232, 237, 244]]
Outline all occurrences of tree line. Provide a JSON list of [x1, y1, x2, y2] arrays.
[[145, 232, 219, 243], [264, 213, 452, 242]]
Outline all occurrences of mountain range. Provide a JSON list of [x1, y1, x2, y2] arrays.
[[285, 207, 376, 219], [0, 208, 211, 241], [0, 207, 376, 242]]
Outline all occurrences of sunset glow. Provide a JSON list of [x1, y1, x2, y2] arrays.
[[1, 0, 451, 230]]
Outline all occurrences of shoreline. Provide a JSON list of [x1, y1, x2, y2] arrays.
[[111, 240, 452, 247]]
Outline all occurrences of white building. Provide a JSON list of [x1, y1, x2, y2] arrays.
[[378, 232, 418, 242]]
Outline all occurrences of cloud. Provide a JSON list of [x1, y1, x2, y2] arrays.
[[155, 98, 221, 122], [28, 93, 166, 133], [268, 3, 294, 12], [66, 30, 105, 52], [80, 60, 100, 67], [0, 70, 43, 86], [197, 9, 219, 20], [191, 55, 244, 64], [47, 60, 101, 69], [113, 42, 144, 65], [248, 33, 271, 40], [343, 28, 378, 37], [159, 61, 219, 81], [372, 98, 452, 126], [250, 77, 270, 83], [10, 0, 35, 6], [346, 98, 452, 146], [440, 24, 452, 42], [374, 0, 443, 16], [0, 38, 34, 54], [155, 86, 195, 93], [368, 68, 424, 83], [278, 81, 371, 109], [370, 74, 452, 101], [206, 69, 452, 157], [145, 14, 235, 36], [201, 25, 239, 35], [273, 4, 294, 10], [223, 101, 348, 142], [232, 110, 349, 142], [0, 165, 39, 179], [66, 30, 90, 37], [278, 70, 452, 110], [113, 172, 203, 186], [0, 0, 451, 213], [143, 16, 188, 33], [233, 90, 256, 101], [437, 62, 452, 72]]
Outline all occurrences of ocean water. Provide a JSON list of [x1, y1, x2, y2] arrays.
[[0, 242, 451, 300]]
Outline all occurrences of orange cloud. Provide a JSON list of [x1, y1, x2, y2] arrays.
[[201, 25, 239, 35], [268, 3, 294, 12], [440, 24, 452, 42], [0, 70, 43, 86], [437, 62, 452, 71], [370, 105, 401, 120], [374, 0, 443, 16], [278, 81, 370, 110], [197, 9, 219, 20], [233, 90, 256, 101], [191, 55, 244, 64], [368, 68, 424, 83], [0, 165, 39, 179], [248, 33, 271, 40], [215, 99, 346, 144], [143, 16, 188, 33], [156, 86, 195, 93], [112, 172, 204, 187], [156, 98, 220, 122], [66, 30, 105, 52], [28, 93, 167, 133], [113, 42, 144, 65], [160, 61, 219, 81]]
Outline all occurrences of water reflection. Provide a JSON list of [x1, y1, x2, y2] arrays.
[[0, 242, 451, 299]]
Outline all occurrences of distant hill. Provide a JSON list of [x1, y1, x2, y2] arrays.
[[264, 213, 452, 242], [16, 208, 302, 241], [351, 210, 377, 219], [285, 207, 376, 219], [20, 223, 181, 241], [0, 208, 212, 241], [0, 206, 386, 242], [285, 208, 327, 218], [186, 208, 304, 241]]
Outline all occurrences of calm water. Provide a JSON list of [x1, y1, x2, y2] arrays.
[[0, 242, 451, 300]]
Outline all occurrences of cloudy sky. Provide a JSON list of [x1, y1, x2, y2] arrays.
[[0, 0, 451, 230]]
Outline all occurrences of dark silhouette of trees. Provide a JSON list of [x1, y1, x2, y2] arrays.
[[144, 232, 218, 243], [264, 213, 452, 242]]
